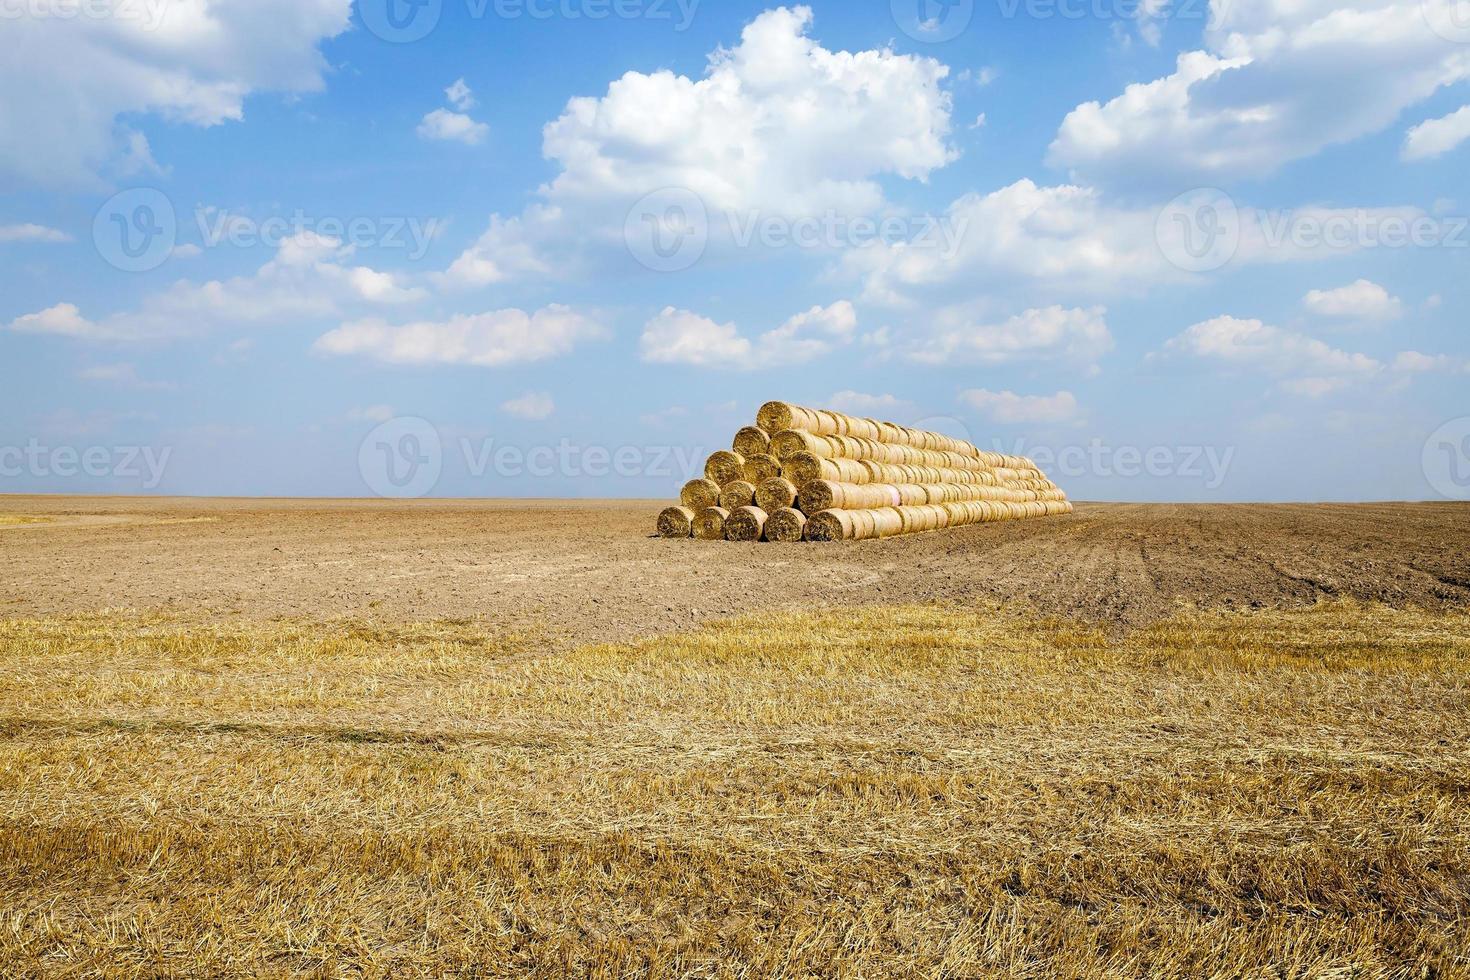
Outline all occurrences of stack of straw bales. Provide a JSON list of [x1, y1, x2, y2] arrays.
[[657, 401, 1073, 542]]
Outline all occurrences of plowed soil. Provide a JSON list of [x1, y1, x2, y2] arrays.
[[2, 497, 1466, 641]]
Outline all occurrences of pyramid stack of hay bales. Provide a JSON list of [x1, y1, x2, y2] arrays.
[[656, 401, 1073, 542]]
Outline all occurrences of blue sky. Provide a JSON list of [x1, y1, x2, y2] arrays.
[[1, 0, 1468, 501]]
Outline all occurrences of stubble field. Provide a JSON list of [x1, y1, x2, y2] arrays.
[[0, 497, 1467, 977]]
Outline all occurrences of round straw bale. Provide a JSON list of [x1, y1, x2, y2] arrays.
[[755, 477, 798, 514], [680, 478, 721, 512], [757, 401, 799, 434], [718, 480, 757, 511], [656, 506, 694, 539], [704, 450, 746, 486], [725, 505, 768, 542], [743, 452, 782, 485], [733, 426, 771, 458], [765, 507, 808, 543], [770, 429, 830, 461], [805, 509, 853, 542], [781, 451, 828, 486], [694, 506, 729, 540]]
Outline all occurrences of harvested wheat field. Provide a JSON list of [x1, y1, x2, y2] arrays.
[[1, 496, 1468, 977]]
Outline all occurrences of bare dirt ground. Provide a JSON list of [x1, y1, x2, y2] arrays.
[[2, 496, 1466, 642]]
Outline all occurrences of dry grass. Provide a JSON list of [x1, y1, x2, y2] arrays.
[[0, 515, 52, 527], [0, 601, 1467, 977]]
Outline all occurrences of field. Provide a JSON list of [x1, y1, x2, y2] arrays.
[[1, 497, 1468, 977]]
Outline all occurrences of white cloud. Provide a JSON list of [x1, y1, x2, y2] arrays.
[[897, 305, 1114, 371], [0, 0, 352, 188], [1161, 315, 1384, 395], [314, 305, 605, 368], [445, 78, 475, 112], [1302, 280, 1403, 321], [960, 389, 1081, 424], [640, 309, 751, 367], [0, 223, 71, 243], [7, 233, 425, 342], [827, 391, 912, 416], [843, 178, 1426, 307], [76, 362, 172, 390], [10, 303, 96, 338], [501, 392, 556, 420], [1049, 0, 1470, 188], [417, 108, 489, 146], [639, 300, 857, 369], [1392, 350, 1459, 372], [1403, 105, 1470, 161], [444, 6, 956, 285]]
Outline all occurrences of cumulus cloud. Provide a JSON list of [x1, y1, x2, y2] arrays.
[[960, 389, 1080, 424], [827, 391, 912, 416], [417, 108, 489, 145], [314, 305, 605, 368], [840, 179, 1422, 307], [0, 0, 352, 188], [890, 305, 1114, 371], [1302, 280, 1403, 321], [443, 6, 956, 285], [1160, 315, 1385, 395], [1403, 105, 1470, 161], [501, 392, 556, 420], [0, 223, 71, 243], [639, 300, 856, 369], [1048, 0, 1470, 188], [1392, 350, 1461, 372], [7, 233, 424, 342]]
